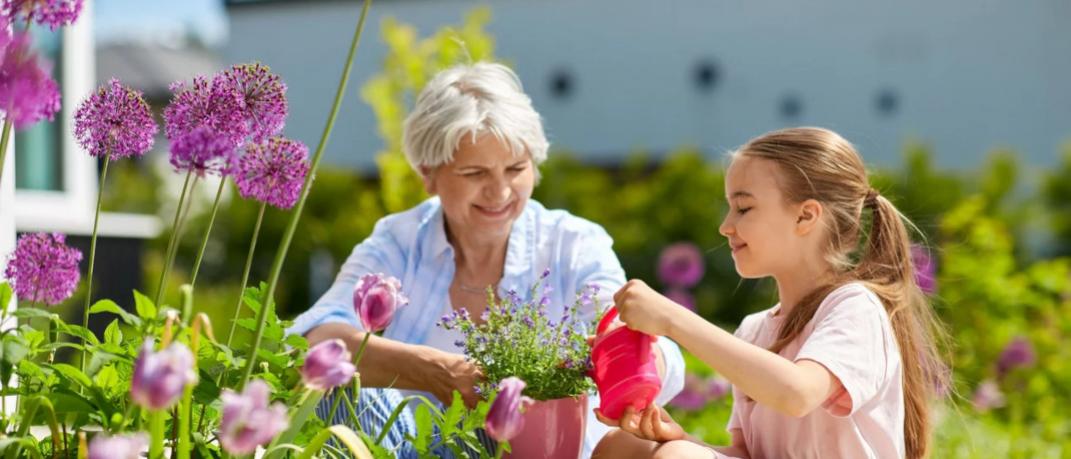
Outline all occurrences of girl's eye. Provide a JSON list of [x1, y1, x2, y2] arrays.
[[462, 171, 485, 177], [736, 207, 752, 215]]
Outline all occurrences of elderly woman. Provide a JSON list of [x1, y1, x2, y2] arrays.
[[288, 62, 684, 458]]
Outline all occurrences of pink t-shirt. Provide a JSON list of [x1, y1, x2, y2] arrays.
[[725, 283, 905, 459]]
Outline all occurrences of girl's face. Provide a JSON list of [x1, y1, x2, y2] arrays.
[[718, 156, 811, 279], [424, 134, 535, 241]]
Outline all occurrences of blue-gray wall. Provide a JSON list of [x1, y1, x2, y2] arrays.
[[225, 0, 1071, 172]]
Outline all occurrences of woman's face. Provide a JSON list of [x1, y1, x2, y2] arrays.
[[424, 134, 535, 240]]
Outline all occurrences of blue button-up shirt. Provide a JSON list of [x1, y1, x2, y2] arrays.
[[289, 197, 684, 457]]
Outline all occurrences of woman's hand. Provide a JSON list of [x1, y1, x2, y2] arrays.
[[596, 404, 687, 443], [614, 279, 687, 338], [420, 348, 484, 408]]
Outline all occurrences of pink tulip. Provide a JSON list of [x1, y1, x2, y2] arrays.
[[301, 338, 356, 391], [485, 377, 534, 442], [130, 339, 198, 410], [219, 379, 289, 455], [353, 273, 407, 332], [88, 433, 147, 459]]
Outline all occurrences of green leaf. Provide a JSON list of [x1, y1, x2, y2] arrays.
[[412, 403, 432, 453], [0, 282, 12, 316], [0, 335, 28, 385], [56, 322, 99, 346], [89, 299, 141, 326], [47, 363, 93, 388], [133, 289, 157, 321], [104, 319, 123, 345], [93, 365, 120, 393], [12, 308, 55, 321], [46, 389, 96, 415]]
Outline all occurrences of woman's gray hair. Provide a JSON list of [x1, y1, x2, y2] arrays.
[[402, 62, 549, 174]]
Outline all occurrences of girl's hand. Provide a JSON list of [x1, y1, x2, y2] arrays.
[[596, 404, 686, 443], [614, 279, 684, 337]]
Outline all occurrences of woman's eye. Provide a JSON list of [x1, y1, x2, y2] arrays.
[[508, 166, 526, 174], [463, 171, 485, 177], [737, 207, 752, 215]]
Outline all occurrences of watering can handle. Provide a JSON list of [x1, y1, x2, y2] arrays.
[[597, 307, 619, 336]]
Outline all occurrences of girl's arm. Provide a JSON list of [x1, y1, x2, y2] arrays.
[[712, 428, 749, 458], [615, 280, 840, 418]]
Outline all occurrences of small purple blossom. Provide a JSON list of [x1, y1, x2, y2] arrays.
[[996, 336, 1035, 378], [658, 242, 705, 288], [453, 339, 465, 349], [707, 375, 730, 401], [0, 27, 60, 129], [234, 136, 309, 209], [219, 379, 289, 456], [971, 379, 1005, 412], [169, 126, 238, 177], [87, 432, 147, 459], [3, 232, 81, 306], [130, 339, 198, 410], [353, 273, 407, 333], [2, 0, 83, 30], [485, 377, 533, 442], [663, 288, 696, 312], [221, 62, 287, 142], [669, 375, 708, 411], [302, 339, 356, 391], [911, 245, 936, 295], [164, 74, 246, 147], [73, 78, 157, 159]]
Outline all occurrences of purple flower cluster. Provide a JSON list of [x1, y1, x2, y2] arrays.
[[130, 339, 198, 411], [163, 75, 246, 147], [222, 62, 287, 142], [669, 374, 730, 411], [657, 242, 705, 289], [3, 232, 81, 306], [2, 0, 83, 30], [996, 336, 1035, 378], [73, 78, 157, 160], [234, 136, 309, 209], [219, 379, 288, 455], [910, 244, 936, 295], [168, 126, 238, 177], [0, 22, 60, 130]]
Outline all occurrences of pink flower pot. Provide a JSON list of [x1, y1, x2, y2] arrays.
[[504, 394, 587, 459]]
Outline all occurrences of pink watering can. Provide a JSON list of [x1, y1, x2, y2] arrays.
[[588, 307, 662, 420]]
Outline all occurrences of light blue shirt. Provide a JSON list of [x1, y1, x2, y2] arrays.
[[289, 197, 684, 458]]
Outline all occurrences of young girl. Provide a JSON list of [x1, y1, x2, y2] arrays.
[[593, 127, 946, 459]]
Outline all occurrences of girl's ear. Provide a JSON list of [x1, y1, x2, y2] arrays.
[[420, 166, 437, 195], [795, 199, 823, 235]]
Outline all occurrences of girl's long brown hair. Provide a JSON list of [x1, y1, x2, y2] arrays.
[[736, 127, 948, 459]]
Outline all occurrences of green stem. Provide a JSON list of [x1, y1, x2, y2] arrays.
[[149, 410, 166, 459], [239, 0, 371, 389], [154, 171, 194, 307], [0, 120, 11, 193], [177, 288, 195, 459], [325, 332, 370, 424], [189, 178, 226, 288], [226, 202, 266, 348], [495, 443, 504, 459], [265, 389, 323, 459], [81, 155, 110, 373]]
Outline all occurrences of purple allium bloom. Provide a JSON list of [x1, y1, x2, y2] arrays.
[[234, 136, 309, 209], [301, 338, 356, 391], [0, 27, 60, 130], [669, 374, 708, 411], [169, 126, 238, 177], [218, 379, 289, 456], [3, 232, 81, 306], [221, 62, 287, 142], [485, 377, 533, 442], [353, 273, 407, 333], [911, 245, 936, 295], [130, 339, 198, 411], [73, 78, 157, 160], [971, 379, 1005, 412], [164, 74, 246, 147], [663, 288, 696, 312], [707, 375, 730, 401], [87, 432, 147, 459], [996, 336, 1036, 378], [2, 0, 83, 30], [658, 242, 705, 289]]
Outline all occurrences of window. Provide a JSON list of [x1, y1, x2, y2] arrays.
[[15, 25, 64, 192]]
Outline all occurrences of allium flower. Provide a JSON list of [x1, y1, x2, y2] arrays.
[[219, 379, 289, 455], [485, 377, 533, 442], [663, 288, 696, 312], [996, 336, 1035, 378], [911, 245, 936, 295], [2, 0, 83, 30], [221, 62, 287, 142], [669, 374, 708, 411], [130, 339, 198, 410], [168, 126, 238, 177], [658, 242, 705, 289], [3, 232, 81, 305], [73, 78, 157, 159], [0, 28, 60, 129], [353, 273, 407, 333], [971, 379, 1005, 412], [707, 375, 730, 401], [163, 74, 246, 147], [301, 338, 356, 391], [234, 136, 309, 209], [87, 432, 147, 459]]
